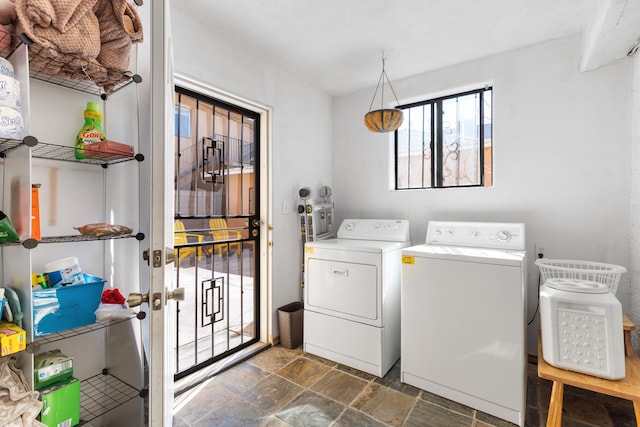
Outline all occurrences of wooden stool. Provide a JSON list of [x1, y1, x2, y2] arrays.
[[538, 314, 639, 426]]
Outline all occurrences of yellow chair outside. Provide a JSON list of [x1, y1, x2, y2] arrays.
[[209, 218, 243, 258], [175, 220, 203, 263]]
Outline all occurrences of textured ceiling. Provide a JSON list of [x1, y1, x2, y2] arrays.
[[172, 0, 597, 96]]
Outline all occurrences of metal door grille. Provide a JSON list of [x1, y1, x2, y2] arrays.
[[173, 86, 260, 380], [202, 277, 224, 326]]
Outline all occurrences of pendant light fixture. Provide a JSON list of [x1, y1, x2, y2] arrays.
[[364, 53, 403, 133]]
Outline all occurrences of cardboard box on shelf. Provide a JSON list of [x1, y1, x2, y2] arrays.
[[39, 377, 80, 427], [0, 320, 25, 356], [84, 139, 134, 159], [34, 351, 74, 390]]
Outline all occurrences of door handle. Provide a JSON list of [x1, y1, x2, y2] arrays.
[[167, 287, 185, 302], [251, 219, 263, 227], [128, 292, 149, 308], [128, 287, 184, 310], [332, 269, 349, 276]]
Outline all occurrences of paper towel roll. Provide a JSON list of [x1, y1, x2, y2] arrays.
[[0, 74, 20, 110], [0, 57, 13, 78], [0, 106, 24, 139]]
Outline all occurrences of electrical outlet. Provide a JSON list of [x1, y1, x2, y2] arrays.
[[282, 200, 291, 215], [535, 245, 545, 258]]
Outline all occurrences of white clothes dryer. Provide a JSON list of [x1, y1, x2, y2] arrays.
[[304, 219, 410, 377], [401, 221, 527, 427]]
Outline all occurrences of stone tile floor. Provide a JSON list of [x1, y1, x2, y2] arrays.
[[173, 345, 636, 426]]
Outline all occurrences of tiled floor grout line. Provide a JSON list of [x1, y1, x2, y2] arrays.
[[274, 356, 370, 426], [300, 354, 422, 427], [175, 347, 639, 427], [399, 392, 420, 427], [206, 351, 512, 427], [271, 353, 413, 426]]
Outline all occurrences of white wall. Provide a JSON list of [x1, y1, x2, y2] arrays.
[[170, 8, 333, 339], [332, 35, 633, 355], [630, 51, 640, 348]]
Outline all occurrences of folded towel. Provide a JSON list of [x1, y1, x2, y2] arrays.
[[0, 0, 17, 26], [94, 0, 143, 71], [15, 0, 142, 94], [24, 40, 112, 87], [0, 357, 44, 426], [19, 0, 94, 33], [15, 0, 101, 59]]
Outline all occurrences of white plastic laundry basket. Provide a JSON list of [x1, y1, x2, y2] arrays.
[[535, 258, 626, 294]]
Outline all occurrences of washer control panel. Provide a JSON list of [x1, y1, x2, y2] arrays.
[[426, 221, 525, 250], [337, 219, 410, 242]]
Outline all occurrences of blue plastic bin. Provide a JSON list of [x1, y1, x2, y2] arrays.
[[33, 274, 106, 336]]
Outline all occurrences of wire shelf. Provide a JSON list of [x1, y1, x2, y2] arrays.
[[0, 137, 24, 156], [20, 34, 140, 97], [80, 372, 140, 425], [39, 233, 144, 244], [0, 233, 144, 249], [31, 141, 143, 165], [33, 316, 138, 347], [0, 136, 143, 166]]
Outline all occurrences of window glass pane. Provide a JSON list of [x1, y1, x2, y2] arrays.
[[174, 106, 191, 138], [396, 104, 433, 189], [441, 93, 481, 187], [194, 102, 213, 216], [484, 91, 493, 186], [407, 106, 424, 188], [241, 118, 256, 216], [214, 107, 228, 138], [396, 112, 408, 189], [175, 93, 198, 216], [395, 87, 491, 190], [396, 115, 409, 189], [226, 112, 243, 216], [421, 105, 432, 188]]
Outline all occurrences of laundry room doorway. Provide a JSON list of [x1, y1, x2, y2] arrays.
[[172, 83, 267, 382]]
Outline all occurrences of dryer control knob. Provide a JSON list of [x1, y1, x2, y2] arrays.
[[496, 231, 511, 241]]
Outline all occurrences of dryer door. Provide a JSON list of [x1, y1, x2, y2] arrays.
[[305, 253, 380, 326]]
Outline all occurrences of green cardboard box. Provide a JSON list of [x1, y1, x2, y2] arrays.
[[34, 351, 73, 390], [39, 377, 80, 427]]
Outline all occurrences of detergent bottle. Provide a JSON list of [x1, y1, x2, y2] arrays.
[[75, 101, 105, 159]]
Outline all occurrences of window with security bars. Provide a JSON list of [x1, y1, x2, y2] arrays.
[[395, 87, 492, 189]]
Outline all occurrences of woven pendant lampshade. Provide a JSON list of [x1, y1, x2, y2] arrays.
[[364, 54, 403, 133], [364, 109, 403, 133]]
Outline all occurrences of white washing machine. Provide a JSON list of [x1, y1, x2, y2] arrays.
[[304, 219, 411, 377], [401, 221, 527, 427]]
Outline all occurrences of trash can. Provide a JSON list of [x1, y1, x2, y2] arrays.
[[278, 301, 303, 349]]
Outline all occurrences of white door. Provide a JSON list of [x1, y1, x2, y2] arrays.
[[145, 0, 176, 424]]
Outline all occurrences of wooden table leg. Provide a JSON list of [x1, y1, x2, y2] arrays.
[[633, 401, 640, 426], [547, 381, 564, 427], [624, 330, 634, 357]]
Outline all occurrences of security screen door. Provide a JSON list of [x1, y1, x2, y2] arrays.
[[173, 86, 260, 379]]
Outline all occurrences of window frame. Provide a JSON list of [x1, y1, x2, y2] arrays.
[[394, 86, 492, 190]]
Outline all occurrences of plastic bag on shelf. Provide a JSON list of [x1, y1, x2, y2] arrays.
[[74, 222, 132, 238]]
